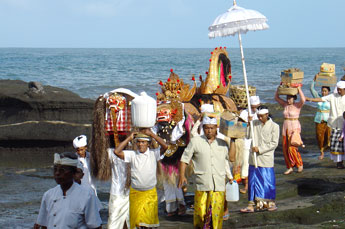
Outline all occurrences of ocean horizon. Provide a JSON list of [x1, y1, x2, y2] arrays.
[[1, 47, 344, 103]]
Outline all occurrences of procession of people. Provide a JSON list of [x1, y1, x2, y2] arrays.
[[33, 59, 345, 229]]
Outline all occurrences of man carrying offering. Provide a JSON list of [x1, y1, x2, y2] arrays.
[[112, 128, 168, 229]]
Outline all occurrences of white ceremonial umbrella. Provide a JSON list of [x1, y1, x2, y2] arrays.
[[208, 0, 269, 168]]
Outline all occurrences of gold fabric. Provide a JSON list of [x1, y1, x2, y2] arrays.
[[194, 191, 225, 229], [284, 118, 298, 121], [315, 122, 330, 151], [129, 187, 159, 229]]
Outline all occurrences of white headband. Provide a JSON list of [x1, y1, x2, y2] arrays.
[[202, 115, 217, 125], [54, 153, 78, 167], [73, 135, 87, 148], [257, 109, 269, 115]]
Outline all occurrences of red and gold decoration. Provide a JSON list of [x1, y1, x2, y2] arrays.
[[198, 47, 232, 95]]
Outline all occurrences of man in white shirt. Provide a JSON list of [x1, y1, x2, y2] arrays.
[[113, 128, 168, 229], [240, 106, 279, 213], [34, 152, 102, 229], [73, 135, 97, 195]]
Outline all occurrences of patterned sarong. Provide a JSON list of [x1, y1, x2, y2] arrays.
[[330, 128, 344, 155], [315, 122, 330, 151], [248, 165, 276, 208], [194, 191, 225, 229], [282, 130, 303, 168], [129, 187, 159, 229]]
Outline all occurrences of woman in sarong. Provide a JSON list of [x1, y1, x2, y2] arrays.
[[310, 76, 331, 160], [275, 86, 305, 174]]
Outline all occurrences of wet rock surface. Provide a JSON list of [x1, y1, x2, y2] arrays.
[[0, 80, 93, 152]]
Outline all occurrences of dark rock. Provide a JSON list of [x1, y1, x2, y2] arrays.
[[0, 80, 94, 150], [27, 81, 45, 98]]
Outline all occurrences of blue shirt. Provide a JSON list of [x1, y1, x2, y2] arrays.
[[310, 81, 330, 123]]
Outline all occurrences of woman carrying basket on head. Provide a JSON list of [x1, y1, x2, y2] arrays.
[[275, 86, 305, 175]]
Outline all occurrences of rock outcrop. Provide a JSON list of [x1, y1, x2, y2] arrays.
[[0, 80, 94, 151]]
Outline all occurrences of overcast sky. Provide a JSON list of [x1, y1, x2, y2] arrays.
[[1, 0, 344, 48]]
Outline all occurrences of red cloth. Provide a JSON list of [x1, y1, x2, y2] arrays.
[[105, 98, 132, 132]]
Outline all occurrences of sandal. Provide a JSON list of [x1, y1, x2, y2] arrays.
[[297, 166, 303, 173], [177, 205, 186, 216], [223, 213, 230, 220], [239, 188, 247, 194], [166, 211, 177, 217], [267, 205, 278, 211], [240, 207, 254, 213], [337, 162, 344, 169]]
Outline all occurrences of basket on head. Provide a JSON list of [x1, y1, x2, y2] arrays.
[[229, 85, 256, 109]]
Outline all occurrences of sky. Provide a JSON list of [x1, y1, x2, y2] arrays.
[[0, 0, 344, 48]]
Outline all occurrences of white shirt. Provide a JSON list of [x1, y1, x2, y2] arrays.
[[80, 185, 102, 212], [108, 148, 130, 196], [124, 148, 161, 191], [78, 152, 97, 195], [36, 182, 102, 229], [322, 93, 345, 129]]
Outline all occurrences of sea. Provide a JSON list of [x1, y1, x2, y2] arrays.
[[0, 48, 344, 228], [1, 48, 344, 103]]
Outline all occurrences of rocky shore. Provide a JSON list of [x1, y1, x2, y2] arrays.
[[1, 79, 345, 227], [0, 80, 94, 164]]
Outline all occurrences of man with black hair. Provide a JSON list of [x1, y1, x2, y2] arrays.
[[240, 106, 279, 213], [34, 152, 102, 229]]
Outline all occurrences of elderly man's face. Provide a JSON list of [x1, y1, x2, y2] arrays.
[[54, 164, 74, 185], [337, 88, 345, 96], [203, 124, 217, 140], [136, 139, 149, 153]]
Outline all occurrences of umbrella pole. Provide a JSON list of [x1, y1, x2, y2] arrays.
[[238, 32, 258, 168]]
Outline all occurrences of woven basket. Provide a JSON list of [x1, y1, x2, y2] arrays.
[[229, 85, 256, 108], [277, 86, 298, 95]]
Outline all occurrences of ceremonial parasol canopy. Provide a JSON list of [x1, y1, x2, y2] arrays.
[[208, 0, 269, 167]]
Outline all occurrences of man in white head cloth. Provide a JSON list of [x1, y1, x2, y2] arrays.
[[238, 95, 261, 194], [179, 115, 231, 228], [307, 81, 345, 168], [240, 106, 279, 213], [34, 152, 102, 229], [73, 135, 97, 195]]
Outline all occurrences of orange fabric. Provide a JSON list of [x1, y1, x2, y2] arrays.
[[282, 131, 303, 169], [315, 122, 330, 151]]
